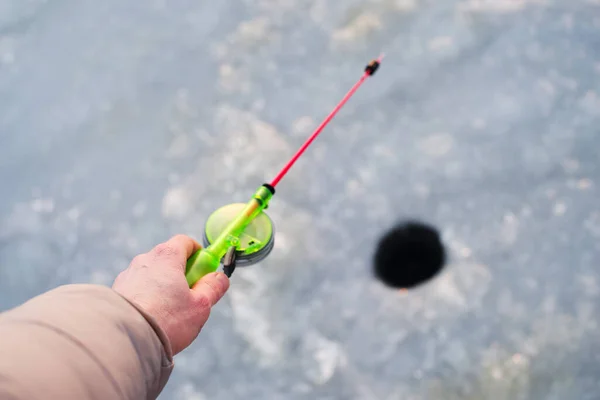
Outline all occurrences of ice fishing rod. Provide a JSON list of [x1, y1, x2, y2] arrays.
[[185, 55, 383, 287]]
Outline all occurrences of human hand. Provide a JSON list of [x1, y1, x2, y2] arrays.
[[112, 235, 230, 355]]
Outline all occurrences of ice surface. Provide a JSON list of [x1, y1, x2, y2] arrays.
[[1, 0, 600, 398]]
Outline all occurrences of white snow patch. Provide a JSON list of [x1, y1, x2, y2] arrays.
[[578, 274, 599, 297], [85, 218, 103, 233], [561, 158, 580, 173], [332, 12, 382, 44], [537, 79, 556, 97], [460, 246, 473, 258], [414, 183, 431, 198], [31, 198, 54, 213], [302, 331, 347, 385], [345, 179, 363, 198], [1, 51, 14, 64], [89, 270, 113, 285], [292, 116, 315, 137], [418, 133, 454, 157], [231, 17, 272, 46], [273, 231, 289, 253], [553, 201, 567, 216], [217, 63, 250, 94], [428, 36, 454, 52], [500, 212, 520, 244], [110, 190, 122, 202], [0, 37, 15, 65], [66, 207, 81, 222], [309, 0, 327, 23], [176, 382, 207, 400], [457, 0, 544, 13], [579, 91, 600, 114], [561, 13, 574, 30], [393, 0, 418, 12], [166, 135, 191, 159], [162, 186, 193, 219], [132, 201, 147, 218], [434, 273, 468, 308], [576, 178, 593, 190], [472, 118, 487, 130], [229, 270, 284, 367]]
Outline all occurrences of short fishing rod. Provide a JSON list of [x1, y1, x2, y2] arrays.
[[185, 56, 383, 287]]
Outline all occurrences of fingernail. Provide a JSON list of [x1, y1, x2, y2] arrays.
[[216, 272, 230, 291]]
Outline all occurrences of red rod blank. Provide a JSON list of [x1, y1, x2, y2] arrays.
[[270, 56, 382, 188]]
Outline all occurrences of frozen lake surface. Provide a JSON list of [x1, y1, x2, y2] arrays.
[[1, 0, 600, 398]]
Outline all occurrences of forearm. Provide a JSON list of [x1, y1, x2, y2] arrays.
[[0, 284, 173, 400]]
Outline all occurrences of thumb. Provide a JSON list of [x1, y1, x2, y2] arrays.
[[191, 272, 230, 308]]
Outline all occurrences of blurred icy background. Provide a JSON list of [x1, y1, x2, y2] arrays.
[[1, 0, 600, 398]]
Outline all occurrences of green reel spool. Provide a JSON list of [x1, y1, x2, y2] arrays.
[[202, 203, 275, 267]]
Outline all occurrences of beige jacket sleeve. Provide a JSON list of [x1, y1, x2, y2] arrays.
[[0, 284, 174, 400]]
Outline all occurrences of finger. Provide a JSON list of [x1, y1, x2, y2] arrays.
[[150, 234, 201, 264], [165, 234, 202, 258], [191, 272, 230, 309]]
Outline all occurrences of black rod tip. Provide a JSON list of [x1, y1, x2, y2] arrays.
[[365, 59, 380, 76]]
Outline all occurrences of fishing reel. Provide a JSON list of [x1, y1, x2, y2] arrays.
[[201, 202, 275, 275]]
